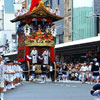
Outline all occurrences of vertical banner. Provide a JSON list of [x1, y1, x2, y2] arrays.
[[25, 46, 30, 61], [18, 46, 30, 62], [50, 47, 55, 62]]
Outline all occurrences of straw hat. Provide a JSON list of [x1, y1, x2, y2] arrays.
[[47, 4, 50, 7], [55, 8, 59, 10]]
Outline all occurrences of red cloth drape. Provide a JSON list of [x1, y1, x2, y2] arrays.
[[18, 46, 30, 62], [29, 0, 41, 12], [50, 47, 55, 62], [25, 47, 30, 61]]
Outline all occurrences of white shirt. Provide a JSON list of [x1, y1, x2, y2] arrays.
[[88, 65, 92, 71], [30, 50, 38, 57], [51, 28, 57, 37], [42, 50, 50, 64], [80, 66, 88, 72], [55, 10, 60, 16], [24, 24, 31, 36], [30, 50, 38, 64], [42, 50, 50, 57]]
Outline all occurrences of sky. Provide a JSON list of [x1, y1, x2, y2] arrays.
[[73, 0, 93, 8]]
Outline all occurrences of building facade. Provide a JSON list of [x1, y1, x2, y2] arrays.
[[55, 0, 100, 63], [64, 0, 72, 42], [0, 0, 17, 55]]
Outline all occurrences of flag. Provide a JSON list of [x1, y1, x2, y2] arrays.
[[29, 0, 41, 12]]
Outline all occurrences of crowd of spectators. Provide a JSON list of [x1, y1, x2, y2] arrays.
[[54, 58, 100, 84]]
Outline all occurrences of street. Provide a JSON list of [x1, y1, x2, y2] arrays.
[[4, 82, 94, 100]]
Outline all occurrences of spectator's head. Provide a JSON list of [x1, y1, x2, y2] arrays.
[[93, 58, 97, 62], [90, 62, 93, 65], [83, 63, 86, 66]]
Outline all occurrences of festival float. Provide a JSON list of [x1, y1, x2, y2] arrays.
[[11, 0, 63, 74]]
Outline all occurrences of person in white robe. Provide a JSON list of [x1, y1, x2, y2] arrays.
[[55, 8, 60, 16], [42, 49, 50, 65], [30, 47, 38, 64], [51, 24, 57, 37]]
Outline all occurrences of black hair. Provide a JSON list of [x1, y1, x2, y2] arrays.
[[90, 90, 94, 95]]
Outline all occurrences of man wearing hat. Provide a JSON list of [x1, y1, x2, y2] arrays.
[[46, 4, 51, 11], [54, 8, 60, 16], [46, 4, 54, 14], [42, 49, 50, 65], [0, 55, 4, 100]]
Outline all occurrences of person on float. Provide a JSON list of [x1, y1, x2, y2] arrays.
[[91, 58, 100, 83], [30, 47, 38, 81], [21, 6, 27, 15], [42, 49, 50, 65], [30, 47, 38, 64], [51, 24, 57, 40], [24, 24, 31, 36], [32, 26, 37, 33], [43, 22, 51, 33], [54, 8, 60, 16], [46, 4, 54, 14], [37, 24, 42, 32], [0, 56, 4, 100], [40, 49, 50, 83], [15, 9, 22, 17]]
